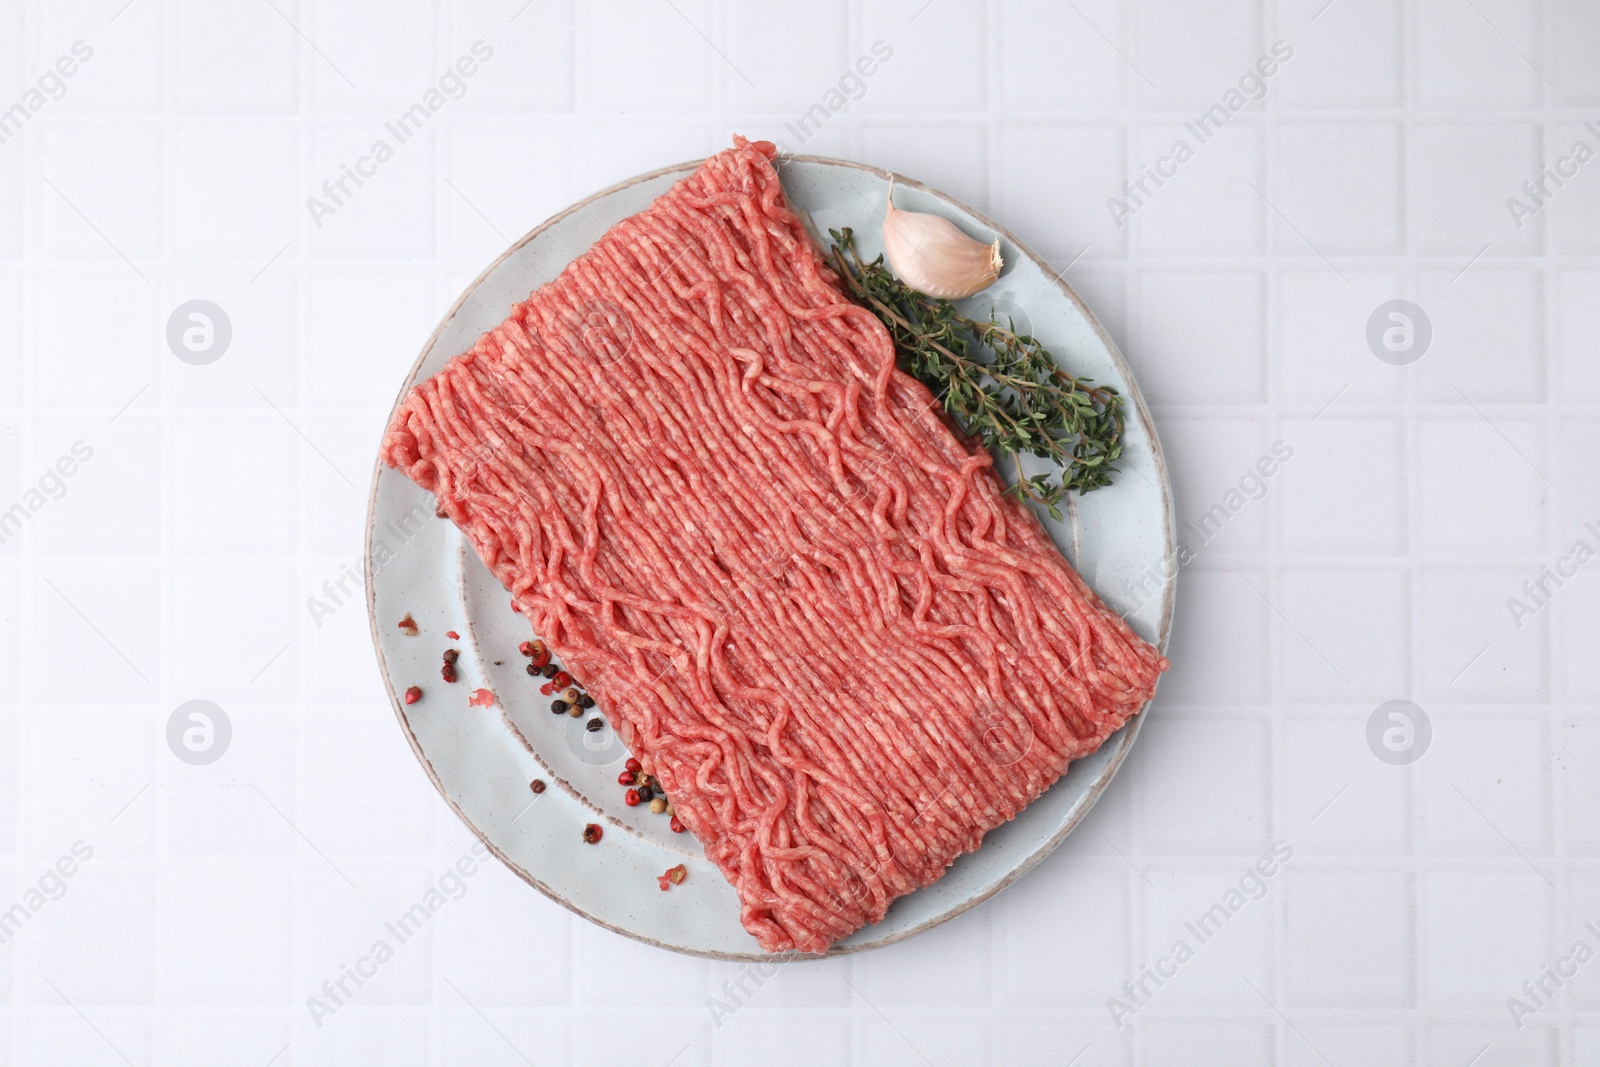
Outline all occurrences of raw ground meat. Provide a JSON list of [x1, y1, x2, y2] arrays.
[[382, 136, 1167, 953]]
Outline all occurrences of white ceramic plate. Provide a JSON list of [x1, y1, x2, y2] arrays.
[[365, 155, 1176, 960]]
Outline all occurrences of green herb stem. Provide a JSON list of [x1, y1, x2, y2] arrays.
[[826, 227, 1124, 518]]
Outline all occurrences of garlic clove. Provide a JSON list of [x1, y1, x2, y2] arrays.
[[881, 184, 1002, 300]]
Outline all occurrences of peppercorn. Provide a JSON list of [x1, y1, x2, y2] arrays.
[[649, 797, 666, 814], [553, 671, 573, 688], [625, 758, 642, 774], [617, 769, 635, 785], [664, 803, 674, 816], [551, 699, 568, 714], [441, 663, 457, 683], [635, 784, 654, 803], [585, 717, 604, 733], [568, 705, 582, 718], [519, 640, 536, 658], [541, 664, 558, 679], [562, 687, 580, 703], [530, 779, 546, 794], [404, 686, 422, 705], [624, 788, 641, 807], [442, 648, 459, 665], [578, 694, 595, 709], [669, 816, 684, 833], [526, 663, 540, 677], [582, 823, 602, 844]]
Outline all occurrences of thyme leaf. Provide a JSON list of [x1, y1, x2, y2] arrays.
[[827, 227, 1124, 515]]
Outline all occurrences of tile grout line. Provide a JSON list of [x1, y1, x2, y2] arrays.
[[11, 5, 40, 1062], [1538, 0, 1570, 1053], [153, 0, 174, 1054], [290, 0, 315, 1053], [1262, 1, 1287, 1058], [1399, 0, 1432, 1027]]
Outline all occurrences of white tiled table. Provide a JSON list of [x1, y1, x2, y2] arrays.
[[3, 0, 1596, 1063]]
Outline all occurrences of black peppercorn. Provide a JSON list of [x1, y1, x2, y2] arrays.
[[585, 717, 604, 733], [550, 699, 568, 714], [442, 648, 459, 665]]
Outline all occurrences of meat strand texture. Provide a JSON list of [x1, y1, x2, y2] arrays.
[[382, 137, 1168, 953]]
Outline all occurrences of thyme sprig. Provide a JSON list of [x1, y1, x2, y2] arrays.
[[827, 227, 1123, 519]]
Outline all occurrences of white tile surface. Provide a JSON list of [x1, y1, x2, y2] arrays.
[[1278, 269, 1410, 406], [1276, 0, 1403, 107], [1283, 712, 1413, 855], [1416, 0, 1543, 107], [1132, 269, 1267, 405], [1556, 0, 1600, 106], [39, 125, 163, 262], [863, 122, 989, 214], [35, 271, 159, 408], [173, 127, 299, 261], [1280, 415, 1407, 555], [1279, 566, 1410, 700], [1138, 712, 1273, 855], [1282, 867, 1415, 1007], [1423, 870, 1552, 1008], [1419, 417, 1549, 554], [160, 862, 296, 1005], [996, 124, 1125, 262], [307, 127, 438, 260], [1557, 273, 1600, 402], [0, 0, 1594, 1061], [1414, 123, 1543, 256], [1162, 570, 1272, 704], [999, 0, 1130, 110], [451, 0, 575, 115], [0, 149, 22, 259], [44, 3, 162, 114], [1160, 415, 1272, 556], [859, 0, 987, 113], [1418, 713, 1552, 855], [309, 0, 439, 114], [582, 0, 714, 115], [1134, 122, 1265, 255], [1133, 0, 1262, 110], [1416, 267, 1546, 403], [1274, 122, 1405, 255], [174, 0, 300, 114]]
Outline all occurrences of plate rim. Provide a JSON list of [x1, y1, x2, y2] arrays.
[[364, 151, 1177, 960]]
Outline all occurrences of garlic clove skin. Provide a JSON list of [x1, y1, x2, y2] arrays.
[[881, 186, 1002, 300]]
